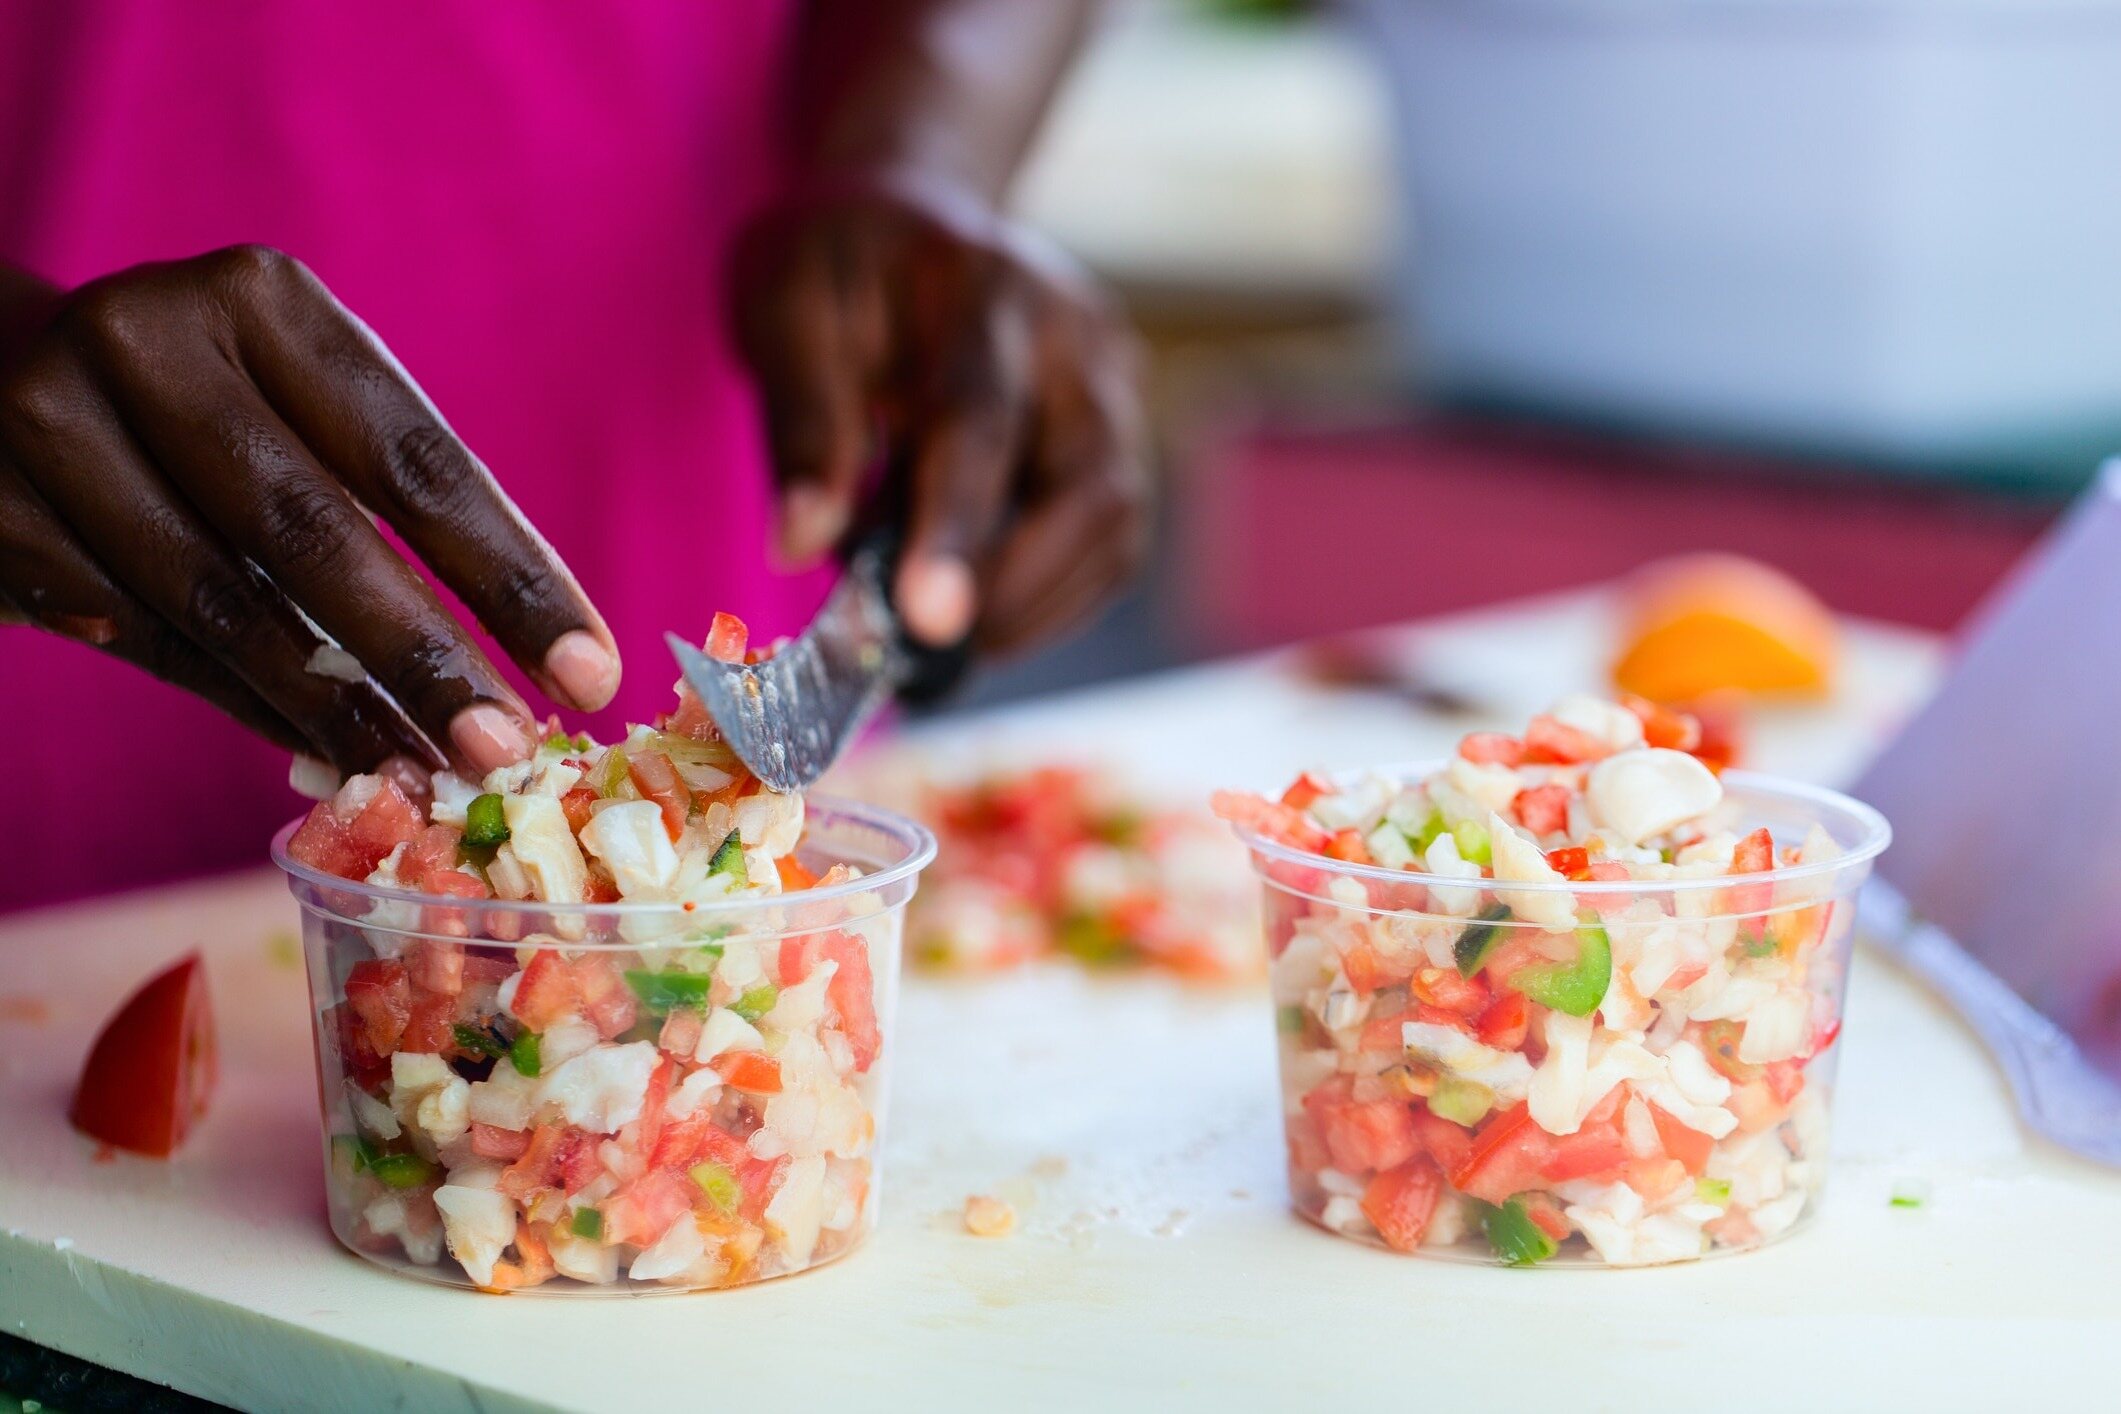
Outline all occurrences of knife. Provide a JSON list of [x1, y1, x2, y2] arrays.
[[665, 530, 970, 793]]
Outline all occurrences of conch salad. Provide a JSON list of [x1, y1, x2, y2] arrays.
[[904, 766, 1256, 980], [1214, 694, 1857, 1267], [285, 613, 886, 1291]]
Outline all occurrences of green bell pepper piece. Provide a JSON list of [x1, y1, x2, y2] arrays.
[[1479, 1197, 1558, 1266], [509, 1030, 542, 1078], [707, 828, 747, 884], [368, 1152, 436, 1190], [1275, 1004, 1305, 1035], [1452, 903, 1514, 977], [1507, 917, 1612, 1017], [1428, 1075, 1494, 1127], [1695, 1177, 1732, 1206], [690, 1161, 742, 1214], [571, 1206, 604, 1240], [463, 792, 510, 847], [731, 984, 779, 1023], [451, 1023, 507, 1059], [1450, 818, 1492, 867], [626, 969, 714, 1017]]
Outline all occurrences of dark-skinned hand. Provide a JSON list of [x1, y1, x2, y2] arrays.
[[726, 180, 1151, 655], [0, 246, 621, 778]]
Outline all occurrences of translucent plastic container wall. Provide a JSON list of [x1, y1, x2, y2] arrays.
[[275, 799, 933, 1294], [1238, 771, 1888, 1267]]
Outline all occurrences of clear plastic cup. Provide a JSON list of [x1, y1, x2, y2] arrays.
[[273, 797, 934, 1294], [1233, 769, 1889, 1267]]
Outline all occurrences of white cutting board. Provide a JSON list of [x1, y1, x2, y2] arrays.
[[5, 593, 2115, 1413]]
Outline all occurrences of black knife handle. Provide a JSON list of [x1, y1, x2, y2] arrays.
[[845, 524, 973, 707]]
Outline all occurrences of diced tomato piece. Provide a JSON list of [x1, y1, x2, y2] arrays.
[[556, 1128, 603, 1194], [1622, 694, 1702, 753], [1340, 940, 1392, 995], [331, 1003, 391, 1091], [626, 1056, 675, 1157], [559, 784, 600, 836], [1626, 1157, 1691, 1202], [705, 611, 749, 664], [1513, 784, 1573, 836], [658, 1006, 704, 1057], [470, 1123, 531, 1161], [1279, 771, 1335, 812], [402, 824, 464, 885], [511, 951, 577, 1031], [1360, 1158, 1445, 1253], [1458, 732, 1525, 767], [1521, 1192, 1573, 1243], [403, 939, 465, 998], [347, 778, 425, 871], [1209, 790, 1329, 853], [1586, 861, 1631, 883], [779, 930, 882, 1070], [1410, 966, 1489, 1017], [710, 1051, 783, 1094], [1474, 990, 1528, 1050], [572, 955, 639, 1040], [648, 1110, 714, 1172], [1522, 714, 1612, 764], [344, 959, 411, 1056], [1541, 1128, 1630, 1184], [500, 1123, 569, 1199], [627, 752, 690, 840], [1763, 1058, 1807, 1104], [1649, 1104, 1714, 1175], [1544, 845, 1591, 879], [605, 1168, 697, 1247], [1304, 1087, 1418, 1175], [1450, 1102, 1553, 1205], [775, 854, 819, 891], [1411, 1106, 1479, 1170], [1324, 829, 1373, 865], [69, 952, 217, 1158], [417, 868, 491, 937], [1359, 1009, 1410, 1051], [1689, 696, 1744, 773], [398, 990, 458, 1055]]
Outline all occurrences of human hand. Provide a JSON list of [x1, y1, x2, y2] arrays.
[[0, 246, 619, 777], [727, 180, 1151, 655]]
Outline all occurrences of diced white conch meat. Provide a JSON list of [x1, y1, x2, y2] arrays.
[[1487, 812, 1577, 928], [1422, 831, 1483, 917], [540, 1041, 659, 1133], [1585, 748, 1722, 846], [1402, 1021, 1535, 1102], [733, 790, 805, 859], [1547, 694, 1647, 753], [579, 800, 681, 899], [628, 1214, 707, 1281], [765, 1155, 828, 1266], [694, 1008, 766, 1063], [433, 1185, 514, 1286], [502, 794, 589, 905]]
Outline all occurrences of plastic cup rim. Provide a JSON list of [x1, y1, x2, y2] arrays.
[[271, 791, 937, 919], [1230, 764, 1891, 896]]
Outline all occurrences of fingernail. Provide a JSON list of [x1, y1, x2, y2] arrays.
[[450, 704, 534, 774], [778, 485, 845, 567], [545, 630, 621, 711], [288, 754, 340, 801], [899, 554, 976, 645]]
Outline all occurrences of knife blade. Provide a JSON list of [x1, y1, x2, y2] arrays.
[[666, 533, 968, 793]]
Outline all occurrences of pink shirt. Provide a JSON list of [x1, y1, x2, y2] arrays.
[[0, 1, 825, 910]]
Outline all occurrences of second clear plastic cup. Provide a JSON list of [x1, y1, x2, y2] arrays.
[[1235, 769, 1889, 1267], [274, 797, 934, 1294]]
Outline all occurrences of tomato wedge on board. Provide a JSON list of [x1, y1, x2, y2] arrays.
[[70, 951, 217, 1157]]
